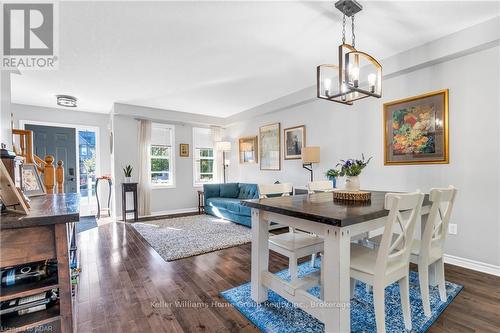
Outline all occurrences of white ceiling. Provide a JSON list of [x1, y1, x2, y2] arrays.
[[11, 1, 500, 116]]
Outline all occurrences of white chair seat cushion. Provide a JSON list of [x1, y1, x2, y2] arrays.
[[269, 232, 323, 251], [350, 243, 407, 276], [369, 235, 443, 263]]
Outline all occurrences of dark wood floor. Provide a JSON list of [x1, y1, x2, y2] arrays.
[[75, 221, 500, 333]]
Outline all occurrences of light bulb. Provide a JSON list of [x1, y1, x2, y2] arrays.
[[324, 78, 331, 96], [368, 73, 376, 93]]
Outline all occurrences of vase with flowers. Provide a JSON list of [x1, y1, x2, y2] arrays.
[[329, 154, 372, 192]]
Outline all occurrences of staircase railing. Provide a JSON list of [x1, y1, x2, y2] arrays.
[[12, 129, 65, 194]]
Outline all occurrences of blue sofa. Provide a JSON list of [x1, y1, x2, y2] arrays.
[[203, 183, 259, 227]]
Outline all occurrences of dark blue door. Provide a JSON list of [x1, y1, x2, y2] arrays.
[[25, 124, 77, 193]]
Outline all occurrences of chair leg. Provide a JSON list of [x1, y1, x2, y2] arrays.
[[311, 253, 316, 268], [366, 284, 373, 293], [373, 284, 386, 333], [320, 264, 324, 300], [418, 263, 431, 317], [436, 258, 447, 302], [289, 255, 298, 284], [399, 275, 412, 330], [350, 278, 357, 299]]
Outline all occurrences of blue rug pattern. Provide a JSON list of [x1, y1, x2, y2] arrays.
[[76, 216, 98, 233], [221, 259, 462, 333]]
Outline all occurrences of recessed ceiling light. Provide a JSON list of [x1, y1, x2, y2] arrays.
[[56, 95, 77, 107]]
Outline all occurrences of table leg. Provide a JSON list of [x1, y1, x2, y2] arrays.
[[133, 189, 138, 221], [95, 179, 101, 219], [107, 179, 112, 217], [251, 209, 269, 303], [323, 227, 351, 333]]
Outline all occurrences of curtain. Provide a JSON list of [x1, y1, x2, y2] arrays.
[[211, 126, 223, 183], [138, 119, 152, 216]]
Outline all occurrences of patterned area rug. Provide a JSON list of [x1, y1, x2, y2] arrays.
[[221, 259, 463, 333], [131, 214, 251, 261], [76, 216, 98, 233]]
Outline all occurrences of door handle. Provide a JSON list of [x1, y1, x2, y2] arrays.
[[69, 177, 75, 181]]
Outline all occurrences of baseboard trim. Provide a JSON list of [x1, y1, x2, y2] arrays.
[[444, 254, 500, 277]]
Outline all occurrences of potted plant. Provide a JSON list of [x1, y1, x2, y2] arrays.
[[123, 165, 133, 183], [337, 154, 372, 191], [325, 169, 340, 188]]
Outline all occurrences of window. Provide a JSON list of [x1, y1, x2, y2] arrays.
[[193, 127, 215, 186], [151, 123, 175, 187]]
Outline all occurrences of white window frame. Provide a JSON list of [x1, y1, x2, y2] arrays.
[[151, 123, 175, 189], [192, 127, 215, 187]]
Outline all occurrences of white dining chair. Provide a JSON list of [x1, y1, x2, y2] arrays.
[[350, 191, 424, 333], [367, 186, 457, 317], [259, 183, 323, 283], [307, 180, 335, 194]]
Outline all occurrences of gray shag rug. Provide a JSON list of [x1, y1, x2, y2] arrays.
[[131, 214, 252, 261]]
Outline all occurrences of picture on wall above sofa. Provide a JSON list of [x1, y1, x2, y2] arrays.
[[284, 125, 305, 160], [259, 123, 280, 170], [239, 136, 258, 164], [384, 89, 449, 165]]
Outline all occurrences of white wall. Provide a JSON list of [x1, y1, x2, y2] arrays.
[[1, 71, 12, 147], [226, 45, 500, 268], [111, 103, 226, 217]]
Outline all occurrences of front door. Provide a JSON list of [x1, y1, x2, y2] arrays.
[[25, 124, 77, 193]]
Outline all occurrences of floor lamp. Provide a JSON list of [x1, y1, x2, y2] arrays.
[[215, 141, 231, 183], [302, 147, 320, 182]]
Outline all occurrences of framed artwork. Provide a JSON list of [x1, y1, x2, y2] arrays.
[[239, 136, 258, 164], [384, 89, 449, 165], [284, 125, 305, 160], [21, 163, 46, 197], [179, 143, 189, 157], [259, 123, 281, 170]]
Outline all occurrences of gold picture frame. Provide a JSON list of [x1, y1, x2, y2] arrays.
[[384, 89, 449, 165], [284, 125, 306, 160], [179, 143, 189, 157], [259, 123, 281, 170], [239, 136, 258, 164]]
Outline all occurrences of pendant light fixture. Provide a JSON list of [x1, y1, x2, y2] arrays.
[[317, 0, 382, 105]]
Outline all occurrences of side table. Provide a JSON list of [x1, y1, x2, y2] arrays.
[[122, 182, 138, 222], [197, 190, 205, 214]]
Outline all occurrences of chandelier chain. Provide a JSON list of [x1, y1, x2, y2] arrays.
[[351, 15, 355, 48], [341, 3, 346, 44]]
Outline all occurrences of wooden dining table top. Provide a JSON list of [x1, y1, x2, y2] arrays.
[[241, 191, 430, 227]]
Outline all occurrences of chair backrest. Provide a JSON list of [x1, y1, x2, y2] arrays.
[[307, 180, 334, 194], [421, 186, 458, 259], [258, 183, 293, 198], [375, 191, 424, 276]]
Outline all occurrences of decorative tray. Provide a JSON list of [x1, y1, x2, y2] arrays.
[[333, 190, 371, 201]]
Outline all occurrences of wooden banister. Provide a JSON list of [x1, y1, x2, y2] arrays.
[[12, 129, 66, 194], [44, 155, 55, 194], [56, 160, 64, 193]]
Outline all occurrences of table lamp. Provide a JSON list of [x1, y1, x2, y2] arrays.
[[302, 147, 320, 182]]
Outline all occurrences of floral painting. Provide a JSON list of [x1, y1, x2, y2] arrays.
[[384, 90, 449, 165], [392, 104, 435, 155]]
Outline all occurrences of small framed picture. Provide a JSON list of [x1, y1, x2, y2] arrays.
[[284, 125, 306, 160], [179, 143, 189, 157], [21, 164, 46, 197], [239, 136, 258, 164]]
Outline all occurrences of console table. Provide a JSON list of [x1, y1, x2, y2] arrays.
[[0, 193, 80, 333]]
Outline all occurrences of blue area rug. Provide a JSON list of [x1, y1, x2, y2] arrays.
[[76, 216, 98, 233], [221, 259, 462, 333]]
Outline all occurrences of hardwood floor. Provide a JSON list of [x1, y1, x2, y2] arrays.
[[75, 221, 500, 333]]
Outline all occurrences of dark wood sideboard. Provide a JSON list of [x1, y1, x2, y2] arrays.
[[1, 193, 80, 332]]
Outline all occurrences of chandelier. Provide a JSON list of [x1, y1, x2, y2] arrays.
[[317, 0, 382, 105]]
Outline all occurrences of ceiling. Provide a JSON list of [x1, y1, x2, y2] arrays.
[[11, 1, 500, 116]]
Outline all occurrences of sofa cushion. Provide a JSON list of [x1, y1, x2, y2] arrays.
[[220, 183, 240, 198], [205, 197, 239, 211], [238, 183, 259, 199], [203, 184, 220, 199]]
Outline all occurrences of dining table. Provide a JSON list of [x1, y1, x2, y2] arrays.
[[241, 191, 432, 333]]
